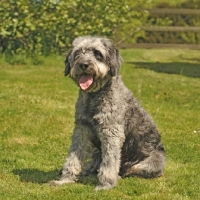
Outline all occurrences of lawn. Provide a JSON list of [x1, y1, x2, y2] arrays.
[[0, 48, 200, 199]]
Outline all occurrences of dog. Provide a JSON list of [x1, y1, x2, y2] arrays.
[[50, 36, 166, 190]]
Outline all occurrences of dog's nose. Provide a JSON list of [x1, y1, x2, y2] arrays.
[[79, 62, 89, 70]]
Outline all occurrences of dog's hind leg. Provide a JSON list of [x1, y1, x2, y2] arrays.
[[122, 150, 166, 178]]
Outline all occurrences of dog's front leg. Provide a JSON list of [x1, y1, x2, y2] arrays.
[[95, 128, 125, 190], [50, 125, 93, 186]]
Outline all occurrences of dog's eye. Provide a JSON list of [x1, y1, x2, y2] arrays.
[[94, 50, 103, 61]]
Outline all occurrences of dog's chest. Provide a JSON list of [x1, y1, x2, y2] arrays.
[[76, 94, 106, 123], [76, 90, 125, 127]]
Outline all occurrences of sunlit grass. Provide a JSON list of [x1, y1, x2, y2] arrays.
[[0, 48, 200, 199]]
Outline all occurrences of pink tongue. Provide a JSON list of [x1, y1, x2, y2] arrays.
[[79, 74, 93, 90]]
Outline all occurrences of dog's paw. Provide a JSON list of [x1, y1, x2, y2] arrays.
[[49, 179, 75, 186]]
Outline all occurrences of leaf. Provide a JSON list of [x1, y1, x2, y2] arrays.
[[0, 28, 11, 36], [16, 31, 23, 38]]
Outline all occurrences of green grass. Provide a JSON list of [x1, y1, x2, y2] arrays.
[[0, 48, 200, 199]]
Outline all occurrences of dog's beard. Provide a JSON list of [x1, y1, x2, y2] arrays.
[[70, 62, 109, 92], [85, 77, 110, 92], [71, 73, 110, 93]]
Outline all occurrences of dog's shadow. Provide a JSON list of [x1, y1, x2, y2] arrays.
[[12, 168, 59, 184], [12, 168, 98, 185]]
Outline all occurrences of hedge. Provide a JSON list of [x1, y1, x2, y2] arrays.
[[0, 0, 150, 58]]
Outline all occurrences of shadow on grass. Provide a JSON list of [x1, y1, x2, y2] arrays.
[[12, 168, 59, 184], [78, 174, 98, 186], [13, 168, 98, 186], [127, 62, 200, 78]]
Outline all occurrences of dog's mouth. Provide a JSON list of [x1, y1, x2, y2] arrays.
[[79, 74, 94, 90]]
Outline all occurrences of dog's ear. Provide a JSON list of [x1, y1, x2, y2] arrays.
[[101, 38, 123, 76], [64, 50, 72, 76]]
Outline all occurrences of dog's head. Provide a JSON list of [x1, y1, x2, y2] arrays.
[[64, 36, 122, 92]]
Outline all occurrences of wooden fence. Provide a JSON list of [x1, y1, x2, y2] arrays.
[[119, 8, 200, 50]]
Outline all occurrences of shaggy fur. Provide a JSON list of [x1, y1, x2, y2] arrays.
[[50, 36, 166, 190]]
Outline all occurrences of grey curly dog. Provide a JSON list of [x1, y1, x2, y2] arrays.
[[50, 36, 166, 190]]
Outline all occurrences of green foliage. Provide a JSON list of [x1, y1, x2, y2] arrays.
[[139, 0, 200, 44], [0, 49, 200, 199], [0, 0, 150, 57], [111, 0, 151, 44]]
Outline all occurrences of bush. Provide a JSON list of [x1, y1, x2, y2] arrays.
[[0, 0, 150, 57]]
